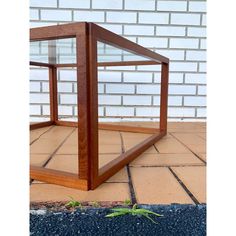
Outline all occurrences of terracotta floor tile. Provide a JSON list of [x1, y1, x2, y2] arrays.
[[30, 126, 52, 143], [31, 154, 50, 167], [171, 166, 206, 203], [187, 144, 206, 154], [41, 126, 75, 140], [30, 183, 130, 202], [171, 133, 205, 146], [155, 136, 191, 153], [45, 155, 78, 173], [121, 132, 152, 151], [99, 144, 122, 154], [30, 138, 63, 154], [130, 153, 204, 167], [143, 146, 158, 154], [168, 122, 206, 133], [131, 167, 193, 204], [196, 133, 206, 140]]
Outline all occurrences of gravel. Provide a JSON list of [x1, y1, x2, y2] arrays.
[[30, 204, 206, 236]]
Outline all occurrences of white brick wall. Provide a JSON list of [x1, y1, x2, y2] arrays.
[[30, 0, 207, 121]]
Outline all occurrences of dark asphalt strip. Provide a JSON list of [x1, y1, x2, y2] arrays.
[[30, 204, 206, 236]]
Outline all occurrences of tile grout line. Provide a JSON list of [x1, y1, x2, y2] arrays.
[[168, 167, 200, 205], [30, 125, 55, 145], [119, 132, 137, 205], [169, 132, 206, 164], [30, 127, 76, 185]]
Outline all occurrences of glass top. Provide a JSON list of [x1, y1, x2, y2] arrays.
[[30, 38, 149, 65]]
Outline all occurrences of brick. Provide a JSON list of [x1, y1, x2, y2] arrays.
[[139, 13, 169, 24], [200, 39, 206, 49], [125, 0, 155, 10], [99, 95, 121, 105], [107, 12, 137, 23], [170, 38, 199, 49], [186, 50, 206, 61], [136, 108, 160, 117], [92, 0, 123, 9], [197, 108, 206, 117], [98, 24, 122, 34], [170, 62, 198, 72], [41, 10, 72, 21], [30, 94, 49, 104], [30, 69, 48, 81], [30, 22, 56, 28], [58, 106, 73, 116], [169, 85, 196, 95], [58, 83, 73, 93], [157, 1, 187, 11], [189, 1, 206, 13], [136, 65, 161, 72], [42, 105, 50, 115], [123, 72, 152, 83], [30, 9, 39, 20], [106, 107, 134, 116], [188, 27, 206, 37], [98, 84, 104, 94], [60, 94, 77, 104], [137, 85, 160, 94], [153, 95, 182, 106], [30, 0, 57, 8], [98, 71, 122, 83], [202, 14, 206, 26], [59, 0, 90, 9], [42, 82, 49, 92], [59, 70, 76, 81], [124, 26, 155, 36], [199, 63, 206, 72], [156, 26, 185, 36], [156, 49, 185, 60], [169, 73, 184, 83], [30, 82, 40, 92], [30, 105, 41, 115], [184, 96, 206, 106], [74, 11, 104, 22], [98, 107, 104, 116], [138, 37, 168, 48], [198, 85, 206, 95], [185, 73, 206, 84], [171, 13, 201, 25], [106, 84, 135, 94], [168, 107, 195, 117], [123, 96, 151, 105]]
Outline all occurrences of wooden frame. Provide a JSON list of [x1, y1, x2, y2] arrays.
[[30, 22, 169, 190]]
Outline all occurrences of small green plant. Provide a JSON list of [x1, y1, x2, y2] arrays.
[[91, 201, 100, 208], [123, 199, 132, 206], [65, 196, 82, 208], [106, 204, 163, 224]]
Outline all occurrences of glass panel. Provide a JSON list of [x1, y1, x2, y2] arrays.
[[29, 66, 50, 123], [57, 67, 78, 121], [97, 41, 161, 174], [97, 42, 150, 63], [30, 38, 76, 64]]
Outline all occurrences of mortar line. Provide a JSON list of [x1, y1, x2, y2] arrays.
[[169, 132, 206, 164], [168, 167, 200, 205], [119, 132, 137, 205]]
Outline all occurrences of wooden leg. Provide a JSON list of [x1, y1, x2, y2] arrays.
[[160, 62, 169, 133]]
